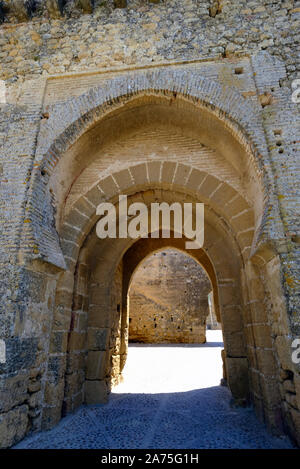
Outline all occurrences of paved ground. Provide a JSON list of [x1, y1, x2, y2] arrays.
[[15, 331, 293, 449]]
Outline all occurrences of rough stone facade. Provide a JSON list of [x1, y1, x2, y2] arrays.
[[129, 249, 212, 343], [0, 0, 299, 449]]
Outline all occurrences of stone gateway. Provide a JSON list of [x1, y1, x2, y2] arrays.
[[0, 0, 299, 448]]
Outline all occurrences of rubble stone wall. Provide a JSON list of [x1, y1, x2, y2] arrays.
[[129, 249, 211, 343]]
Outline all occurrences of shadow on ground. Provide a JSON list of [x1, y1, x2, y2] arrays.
[[14, 386, 293, 449]]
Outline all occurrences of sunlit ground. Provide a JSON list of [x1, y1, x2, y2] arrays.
[[113, 330, 224, 394], [15, 330, 293, 449]]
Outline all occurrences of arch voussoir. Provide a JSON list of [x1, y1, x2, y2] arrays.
[[22, 66, 278, 271], [58, 162, 253, 270]]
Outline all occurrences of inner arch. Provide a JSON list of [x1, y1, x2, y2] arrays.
[[47, 95, 265, 235], [127, 247, 214, 344]]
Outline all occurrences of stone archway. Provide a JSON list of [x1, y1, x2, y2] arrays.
[[126, 247, 213, 344], [16, 72, 299, 445], [22, 69, 275, 269], [121, 242, 218, 378], [51, 182, 257, 422]]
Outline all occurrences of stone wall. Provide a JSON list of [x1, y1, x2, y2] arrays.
[[0, 0, 299, 94], [129, 249, 211, 343]]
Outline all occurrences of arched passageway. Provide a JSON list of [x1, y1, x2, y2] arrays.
[[127, 248, 213, 344], [17, 74, 299, 445]]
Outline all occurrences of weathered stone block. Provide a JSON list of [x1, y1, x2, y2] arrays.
[[0, 405, 28, 449], [68, 331, 86, 351], [275, 336, 293, 371], [88, 305, 111, 328], [86, 351, 106, 380], [226, 357, 249, 400], [66, 351, 86, 374], [221, 307, 243, 333], [113, 169, 132, 191], [64, 371, 85, 397], [283, 379, 295, 394], [244, 326, 255, 347], [231, 210, 254, 232], [0, 373, 29, 413], [111, 354, 121, 379], [72, 390, 84, 411], [86, 185, 103, 208], [249, 369, 261, 397], [223, 195, 249, 218], [256, 349, 277, 376], [52, 304, 72, 330], [264, 407, 284, 436], [47, 355, 66, 384], [87, 327, 110, 350], [260, 376, 281, 408], [147, 161, 161, 183], [210, 183, 237, 208], [0, 338, 38, 374], [294, 373, 300, 410], [286, 392, 298, 409], [130, 163, 148, 187], [98, 176, 118, 200], [27, 390, 42, 409], [248, 301, 269, 324], [41, 405, 62, 430], [74, 311, 88, 331], [247, 345, 258, 369], [49, 331, 68, 354], [161, 161, 176, 184], [44, 379, 64, 406], [186, 169, 206, 191], [28, 380, 41, 393], [55, 288, 73, 310], [290, 408, 300, 445], [173, 164, 190, 187], [85, 380, 109, 404], [198, 175, 219, 198], [224, 331, 246, 357], [252, 325, 273, 348]]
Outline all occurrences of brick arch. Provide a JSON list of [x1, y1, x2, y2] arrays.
[[18, 71, 293, 441], [91, 233, 244, 398], [54, 181, 251, 401], [121, 242, 219, 376], [58, 162, 254, 272], [70, 188, 244, 338], [123, 239, 220, 322], [56, 189, 248, 406], [22, 74, 287, 435], [36, 71, 267, 172], [125, 245, 213, 345], [23, 70, 275, 269], [44, 187, 283, 435]]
